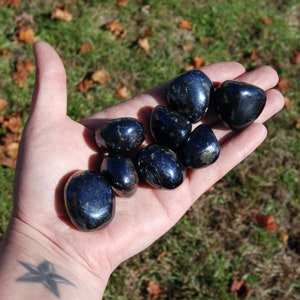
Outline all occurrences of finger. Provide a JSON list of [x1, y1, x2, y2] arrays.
[[189, 122, 267, 200], [82, 62, 246, 128], [30, 41, 67, 122]]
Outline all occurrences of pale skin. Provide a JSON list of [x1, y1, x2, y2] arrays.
[[0, 41, 284, 299]]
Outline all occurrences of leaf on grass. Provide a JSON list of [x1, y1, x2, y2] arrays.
[[76, 79, 93, 92], [179, 20, 193, 30], [116, 0, 128, 6], [15, 12, 35, 26], [284, 96, 292, 109], [2, 49, 9, 56], [292, 51, 300, 64], [277, 77, 290, 91], [146, 280, 163, 300], [262, 16, 272, 25], [0, 99, 8, 111], [293, 119, 300, 129], [252, 213, 278, 232], [91, 68, 109, 84], [279, 231, 289, 245], [138, 37, 150, 52], [1, 0, 20, 8], [12, 59, 36, 87], [78, 43, 95, 55], [15, 26, 35, 44], [51, 4, 73, 22], [156, 250, 170, 261], [115, 85, 129, 99], [182, 44, 193, 52], [230, 278, 252, 299], [250, 48, 259, 60], [105, 22, 127, 38], [192, 56, 205, 68]]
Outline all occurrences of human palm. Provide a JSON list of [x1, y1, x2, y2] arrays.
[[11, 42, 284, 278]]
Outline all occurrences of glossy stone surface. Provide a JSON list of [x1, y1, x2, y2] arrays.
[[215, 80, 266, 130], [167, 69, 213, 123], [150, 105, 192, 151], [182, 124, 220, 169], [135, 144, 186, 189], [101, 155, 138, 197], [64, 170, 115, 231], [95, 117, 145, 153]]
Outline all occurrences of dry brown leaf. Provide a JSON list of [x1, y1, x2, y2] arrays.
[[294, 119, 300, 129], [1, 112, 23, 133], [1, 49, 9, 56], [230, 278, 252, 299], [146, 280, 163, 300], [277, 77, 290, 91], [138, 37, 150, 52], [2, 0, 20, 8], [78, 43, 95, 55], [15, 12, 35, 25], [262, 16, 272, 25], [15, 26, 35, 44], [12, 59, 35, 87], [115, 85, 129, 99], [279, 232, 289, 245], [105, 22, 127, 38], [91, 68, 109, 84], [292, 51, 300, 64], [200, 37, 212, 45], [192, 56, 205, 68], [182, 44, 193, 52], [284, 97, 292, 109], [252, 213, 278, 232], [51, 6, 73, 22], [156, 250, 170, 261], [117, 0, 128, 6], [76, 79, 93, 92], [0, 99, 8, 111], [179, 20, 192, 30], [250, 48, 259, 60]]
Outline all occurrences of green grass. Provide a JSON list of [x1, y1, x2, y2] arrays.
[[0, 0, 300, 299]]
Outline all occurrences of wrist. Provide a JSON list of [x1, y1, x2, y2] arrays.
[[0, 218, 110, 299]]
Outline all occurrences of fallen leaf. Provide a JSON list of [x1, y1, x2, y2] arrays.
[[117, 0, 128, 6], [15, 26, 35, 44], [115, 85, 129, 99], [78, 43, 95, 55], [262, 16, 272, 25], [192, 56, 205, 68], [284, 97, 292, 109], [91, 68, 109, 84], [146, 280, 163, 300], [230, 278, 252, 299], [51, 5, 73, 22], [1, 0, 20, 8], [277, 77, 290, 91], [250, 48, 259, 60], [1, 112, 23, 133], [105, 22, 127, 38], [200, 37, 212, 45], [279, 232, 289, 245], [15, 12, 35, 26], [0, 99, 8, 111], [292, 51, 300, 64], [185, 65, 194, 71], [138, 37, 150, 52], [156, 250, 170, 261], [179, 20, 193, 30], [1, 49, 9, 56], [182, 44, 193, 52], [252, 213, 278, 232], [293, 119, 300, 129], [76, 79, 93, 92], [12, 59, 36, 87]]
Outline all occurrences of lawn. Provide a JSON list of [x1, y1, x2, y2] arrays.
[[0, 0, 299, 299]]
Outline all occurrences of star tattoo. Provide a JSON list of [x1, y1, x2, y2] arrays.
[[16, 260, 76, 298]]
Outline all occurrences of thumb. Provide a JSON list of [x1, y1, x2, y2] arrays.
[[30, 41, 67, 121]]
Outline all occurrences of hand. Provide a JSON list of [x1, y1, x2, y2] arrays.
[[6, 41, 284, 296]]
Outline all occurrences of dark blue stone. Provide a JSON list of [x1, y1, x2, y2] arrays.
[[135, 144, 186, 189], [167, 69, 213, 123], [215, 80, 266, 130], [150, 105, 192, 151], [95, 117, 145, 153], [64, 171, 115, 231], [101, 155, 138, 198], [182, 124, 220, 169]]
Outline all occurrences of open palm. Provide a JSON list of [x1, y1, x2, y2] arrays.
[[11, 42, 284, 280]]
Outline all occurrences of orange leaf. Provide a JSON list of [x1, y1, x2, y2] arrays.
[[230, 279, 252, 298], [51, 6, 73, 22], [105, 22, 127, 38], [91, 68, 109, 84], [2, 0, 20, 8], [279, 232, 289, 245], [179, 20, 192, 30], [253, 213, 278, 232], [277, 77, 290, 91], [0, 99, 8, 111], [250, 48, 259, 60], [182, 44, 193, 52], [192, 56, 205, 68], [78, 43, 95, 55], [12, 59, 35, 87], [15, 26, 35, 44], [115, 85, 129, 99], [116, 0, 128, 6], [146, 280, 162, 300], [1, 49, 9, 56], [138, 37, 150, 52], [292, 51, 300, 64], [294, 119, 300, 129], [76, 79, 93, 92], [284, 97, 292, 109], [262, 16, 272, 25]]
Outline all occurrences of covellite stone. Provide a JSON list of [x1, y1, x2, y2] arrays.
[[182, 124, 220, 169], [167, 69, 213, 123], [215, 80, 267, 130], [101, 155, 138, 197], [135, 144, 186, 189], [64, 170, 115, 231], [95, 117, 145, 153]]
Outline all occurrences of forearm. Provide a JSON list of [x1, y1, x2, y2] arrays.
[[0, 220, 109, 300]]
